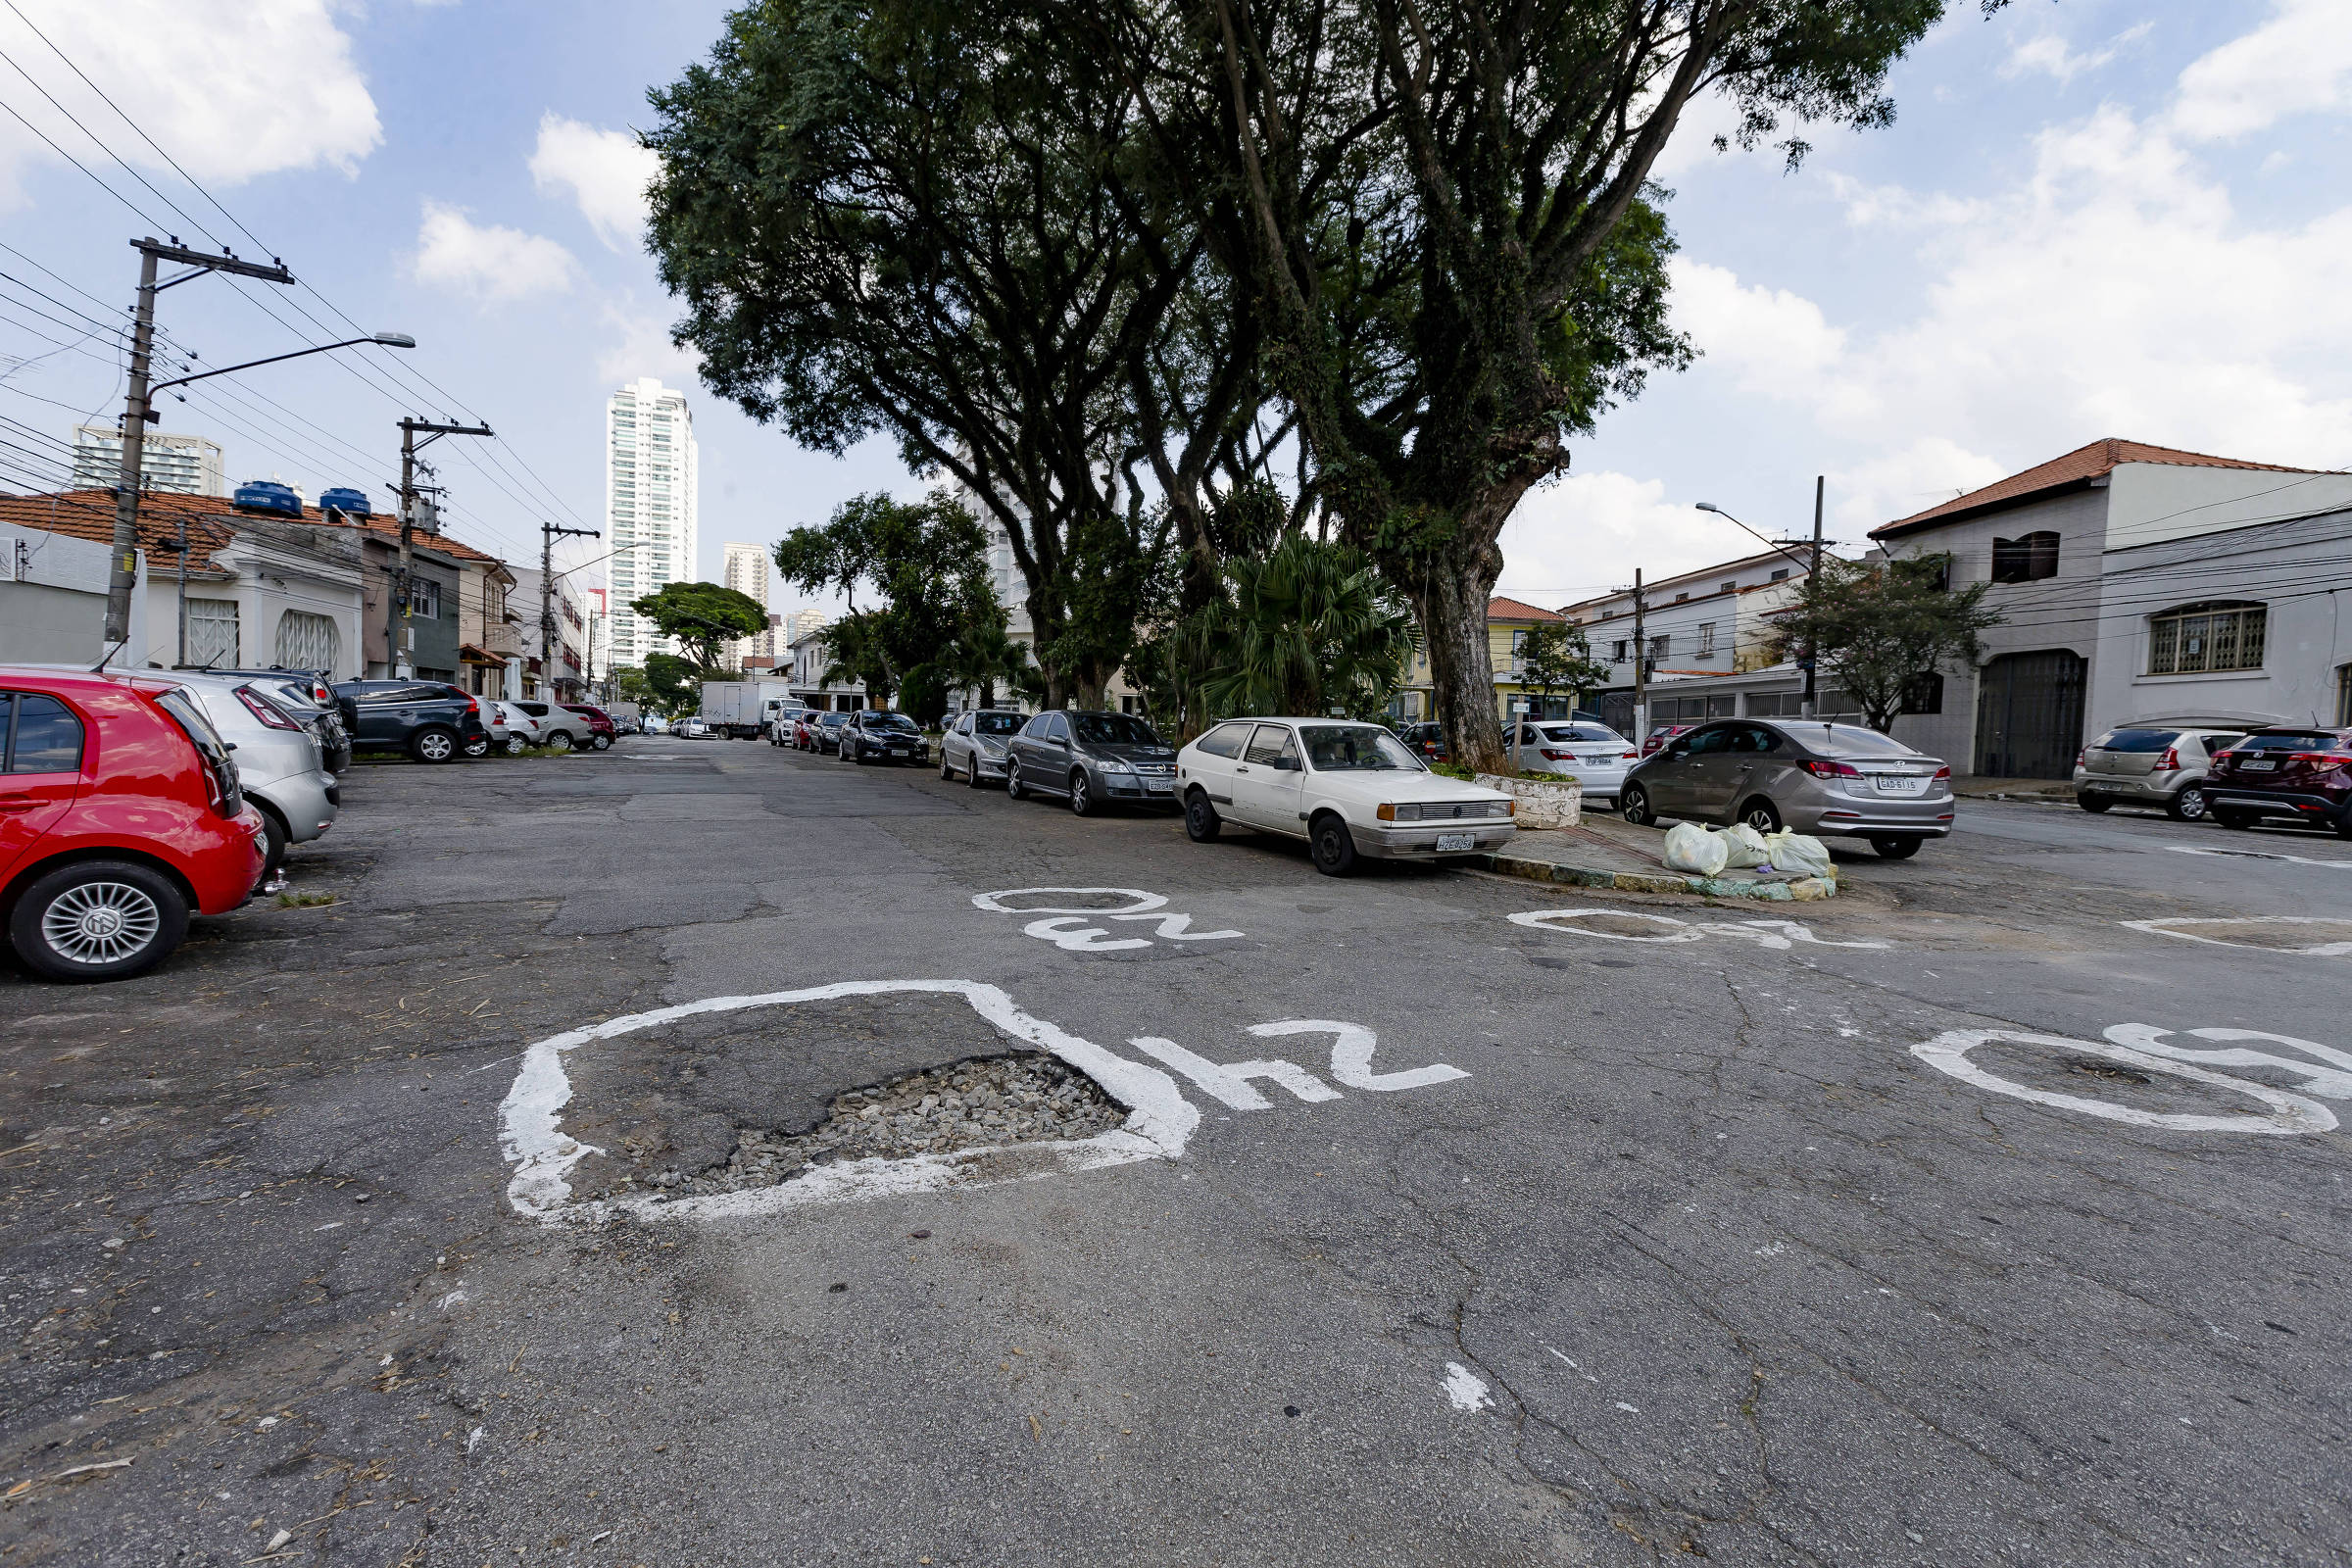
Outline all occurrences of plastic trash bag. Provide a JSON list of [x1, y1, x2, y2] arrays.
[[1714, 823, 1771, 870], [1662, 820, 1730, 877], [1760, 828, 1833, 879]]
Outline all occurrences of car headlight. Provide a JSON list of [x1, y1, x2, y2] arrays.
[[1100, 758, 1134, 773]]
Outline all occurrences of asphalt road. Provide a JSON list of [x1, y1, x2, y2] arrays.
[[4, 736, 2348, 1567]]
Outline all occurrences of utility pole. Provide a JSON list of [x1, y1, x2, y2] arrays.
[[105, 238, 295, 650], [1631, 567, 1647, 745], [1801, 474, 1825, 717], [392, 417, 493, 677], [539, 522, 599, 698]]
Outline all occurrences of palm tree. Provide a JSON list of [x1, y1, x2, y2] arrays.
[[1193, 536, 1418, 721], [942, 615, 1033, 710]]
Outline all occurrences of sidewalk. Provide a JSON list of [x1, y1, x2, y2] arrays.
[[1470, 812, 1839, 901], [1952, 776, 2075, 803]]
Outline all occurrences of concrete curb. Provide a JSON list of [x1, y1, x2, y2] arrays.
[[1471, 850, 1838, 902]]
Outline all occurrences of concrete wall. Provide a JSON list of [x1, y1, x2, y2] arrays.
[[2105, 464, 2352, 553], [0, 522, 145, 665]]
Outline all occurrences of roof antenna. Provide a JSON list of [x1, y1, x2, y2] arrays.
[[91, 635, 128, 673]]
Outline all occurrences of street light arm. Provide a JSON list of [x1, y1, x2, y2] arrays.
[[1691, 503, 1821, 573], [148, 333, 414, 396]]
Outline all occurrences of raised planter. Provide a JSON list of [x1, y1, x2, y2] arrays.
[[1474, 772, 1583, 830]]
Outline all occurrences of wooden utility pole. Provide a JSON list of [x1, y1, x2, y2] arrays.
[[539, 522, 599, 697], [1631, 567, 1646, 745], [392, 417, 492, 676]]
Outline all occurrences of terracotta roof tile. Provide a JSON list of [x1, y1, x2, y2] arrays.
[[1871, 438, 2326, 539], [1487, 596, 1564, 622], [0, 487, 511, 571]]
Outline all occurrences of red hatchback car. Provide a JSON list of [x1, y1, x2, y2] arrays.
[[2201, 727, 2352, 838], [560, 703, 617, 750], [1, 668, 268, 982]]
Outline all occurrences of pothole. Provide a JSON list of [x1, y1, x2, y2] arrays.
[[615, 1053, 1128, 1197], [2063, 1055, 2153, 1086]]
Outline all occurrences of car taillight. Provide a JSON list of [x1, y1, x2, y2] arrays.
[[1620, 750, 1639, 760], [1540, 747, 1573, 760], [2289, 752, 2352, 768], [1932, 765, 1951, 780], [2156, 747, 2180, 770], [235, 686, 302, 730], [464, 696, 480, 715], [1800, 760, 1863, 779]]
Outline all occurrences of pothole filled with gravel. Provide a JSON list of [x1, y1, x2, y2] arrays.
[[614, 1053, 1128, 1198]]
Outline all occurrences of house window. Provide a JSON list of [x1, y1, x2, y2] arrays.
[[1902, 671, 1944, 714], [1696, 623, 1717, 659], [1674, 592, 1690, 603], [406, 578, 443, 620], [1990, 531, 2060, 584], [1648, 635, 1669, 662], [186, 597, 238, 666], [273, 610, 338, 673], [1720, 581, 1737, 595], [1770, 567, 1789, 582], [2147, 602, 2266, 675], [1611, 640, 1628, 662]]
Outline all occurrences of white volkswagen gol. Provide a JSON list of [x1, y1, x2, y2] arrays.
[[1177, 717, 1515, 875]]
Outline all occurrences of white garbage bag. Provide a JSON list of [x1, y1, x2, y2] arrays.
[[1760, 828, 1833, 879], [1662, 820, 1731, 877], [1715, 823, 1771, 870]]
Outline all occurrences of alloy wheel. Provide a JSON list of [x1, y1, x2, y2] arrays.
[[41, 880, 163, 966], [416, 731, 454, 762]]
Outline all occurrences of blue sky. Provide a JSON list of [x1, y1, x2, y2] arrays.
[[2, 1, 2347, 624]]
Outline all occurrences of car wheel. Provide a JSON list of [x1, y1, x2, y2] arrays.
[[2078, 794, 2112, 813], [2214, 808, 2255, 830], [504, 734, 529, 756], [1739, 797, 1782, 834], [410, 725, 459, 763], [1006, 761, 1028, 800], [1185, 789, 1221, 842], [1069, 770, 1096, 816], [592, 734, 612, 751], [256, 808, 289, 878], [1619, 783, 1654, 827], [463, 736, 490, 759], [8, 858, 188, 983], [2167, 787, 2206, 821], [941, 753, 955, 780], [851, 742, 867, 764], [1309, 812, 1358, 876], [967, 757, 988, 790], [1870, 836, 1922, 859], [546, 731, 575, 754]]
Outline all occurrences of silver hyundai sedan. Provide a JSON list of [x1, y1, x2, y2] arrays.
[[1618, 718, 1954, 858]]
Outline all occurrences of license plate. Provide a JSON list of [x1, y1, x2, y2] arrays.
[[1146, 780, 1173, 793], [2241, 760, 2277, 771], [1873, 776, 1928, 795], [1435, 832, 1476, 852]]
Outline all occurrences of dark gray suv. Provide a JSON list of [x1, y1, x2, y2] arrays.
[[1004, 710, 1178, 815]]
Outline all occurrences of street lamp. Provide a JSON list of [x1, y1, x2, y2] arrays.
[[147, 331, 414, 397], [1697, 485, 1828, 715]]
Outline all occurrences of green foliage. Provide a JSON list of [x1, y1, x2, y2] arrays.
[[641, 653, 705, 716], [1515, 623, 1613, 706], [628, 582, 767, 673], [1771, 553, 2001, 732]]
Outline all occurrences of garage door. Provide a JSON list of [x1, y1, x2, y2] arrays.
[[1974, 650, 2085, 779]]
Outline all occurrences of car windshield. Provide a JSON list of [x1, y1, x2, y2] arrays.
[[863, 712, 917, 731], [2235, 732, 2340, 752], [1298, 725, 1424, 771], [1542, 724, 1624, 744], [974, 712, 1023, 736], [1072, 712, 1159, 746], [819, 712, 848, 726], [2093, 729, 2180, 753], [1792, 723, 1918, 758]]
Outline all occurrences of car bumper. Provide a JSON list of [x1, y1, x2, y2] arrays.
[[1530, 763, 1630, 798], [2076, 769, 2194, 802], [2204, 788, 2350, 822], [1102, 771, 1180, 801], [1801, 799, 1956, 837], [1356, 821, 1517, 858], [250, 770, 341, 843]]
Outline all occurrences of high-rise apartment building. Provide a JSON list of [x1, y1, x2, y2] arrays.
[[783, 609, 831, 648], [602, 378, 699, 668], [72, 425, 226, 496], [721, 540, 771, 662]]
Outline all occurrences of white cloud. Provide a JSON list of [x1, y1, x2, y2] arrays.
[[593, 303, 700, 384], [411, 202, 580, 304], [529, 114, 659, 251], [2000, 22, 2151, 86], [2173, 0, 2352, 140], [1497, 470, 1787, 610], [0, 0, 381, 209], [1665, 260, 1845, 386]]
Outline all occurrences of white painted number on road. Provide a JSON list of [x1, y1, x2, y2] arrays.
[[978, 887, 1244, 953], [1909, 1023, 2351, 1135], [1129, 1020, 1466, 1111], [1508, 907, 1890, 951], [2120, 915, 2352, 956]]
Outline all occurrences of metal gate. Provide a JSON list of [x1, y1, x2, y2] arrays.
[[1974, 650, 2085, 778]]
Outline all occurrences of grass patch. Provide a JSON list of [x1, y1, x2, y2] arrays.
[[274, 890, 336, 908]]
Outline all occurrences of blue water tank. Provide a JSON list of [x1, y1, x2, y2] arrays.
[[318, 486, 372, 516], [232, 480, 304, 517]]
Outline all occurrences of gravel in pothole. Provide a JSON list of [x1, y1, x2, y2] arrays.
[[616, 1053, 1128, 1197]]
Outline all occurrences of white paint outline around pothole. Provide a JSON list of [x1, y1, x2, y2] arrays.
[[1908, 1026, 2342, 1134], [2119, 915, 2352, 956], [972, 888, 1167, 916], [2166, 845, 2352, 871], [1508, 907, 1890, 951], [498, 980, 1197, 1226]]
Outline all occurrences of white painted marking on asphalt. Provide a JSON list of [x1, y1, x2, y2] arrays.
[[1105, 912, 1245, 942], [1614, 1401, 1640, 1413], [1022, 916, 1152, 953], [1508, 908, 1889, 951], [972, 888, 1167, 915], [1443, 1363, 1493, 1412], [2101, 1024, 2352, 1095], [498, 980, 1198, 1226], [1127, 1038, 1272, 1110], [2167, 845, 2352, 871], [1250, 1020, 1469, 1092], [2120, 916, 2352, 956], [1908, 1028, 2338, 1134]]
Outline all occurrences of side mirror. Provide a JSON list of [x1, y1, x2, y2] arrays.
[[1278, 755, 1301, 772]]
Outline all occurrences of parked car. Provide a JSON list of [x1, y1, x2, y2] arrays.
[[768, 708, 811, 746], [478, 700, 542, 756], [642, 714, 671, 736], [1, 667, 268, 981], [1618, 718, 1952, 858], [1178, 717, 1514, 875], [1513, 720, 1640, 805], [941, 709, 1025, 786], [1004, 710, 1179, 815], [677, 716, 712, 739], [1399, 721, 1449, 763], [333, 680, 490, 763], [562, 704, 618, 751], [2074, 726, 2245, 820], [840, 710, 925, 765], [155, 671, 337, 877], [2200, 727, 2352, 837], [181, 666, 351, 773], [509, 700, 594, 753], [1640, 722, 1696, 758], [808, 711, 850, 753]]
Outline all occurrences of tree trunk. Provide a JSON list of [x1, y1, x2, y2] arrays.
[[1411, 553, 1505, 774]]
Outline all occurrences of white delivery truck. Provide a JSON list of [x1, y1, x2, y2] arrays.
[[701, 678, 798, 740]]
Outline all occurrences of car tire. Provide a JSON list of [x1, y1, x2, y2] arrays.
[[410, 725, 459, 763], [2078, 794, 2112, 813], [941, 754, 955, 780], [2167, 787, 2206, 821], [1069, 770, 1096, 816], [504, 734, 529, 756], [967, 758, 988, 790], [851, 742, 867, 764], [546, 731, 575, 754], [1309, 812, 1358, 877], [1619, 783, 1654, 827], [1870, 836, 1922, 859], [1006, 761, 1028, 800], [462, 734, 490, 759], [1738, 797, 1782, 834], [2214, 808, 2255, 830], [592, 734, 612, 751], [256, 807, 289, 878], [8, 858, 188, 983], [1185, 789, 1221, 842]]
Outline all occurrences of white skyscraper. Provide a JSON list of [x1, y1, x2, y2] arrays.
[[603, 378, 699, 667], [72, 424, 225, 496], [721, 540, 771, 662]]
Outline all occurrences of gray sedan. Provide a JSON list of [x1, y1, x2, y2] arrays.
[[1618, 718, 1953, 858], [1004, 710, 1179, 815], [940, 709, 1025, 787]]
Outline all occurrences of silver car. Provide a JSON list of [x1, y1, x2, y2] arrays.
[[159, 671, 338, 876], [2073, 726, 2244, 820], [940, 709, 1025, 787], [1619, 718, 1953, 858], [510, 700, 594, 752], [1512, 720, 1639, 804]]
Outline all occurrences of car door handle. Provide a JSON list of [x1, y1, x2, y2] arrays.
[[1236, 764, 1251, 773], [0, 793, 43, 812]]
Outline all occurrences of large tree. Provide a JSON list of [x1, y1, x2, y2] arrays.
[[1771, 553, 2000, 732], [628, 581, 768, 672], [1098, 0, 1950, 769]]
